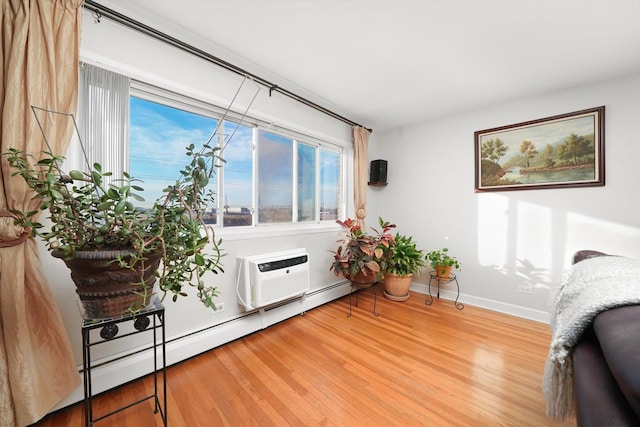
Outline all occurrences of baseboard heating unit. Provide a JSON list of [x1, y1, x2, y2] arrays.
[[238, 248, 310, 311]]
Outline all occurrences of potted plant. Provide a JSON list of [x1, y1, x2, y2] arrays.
[[4, 142, 225, 318], [425, 247, 460, 279], [329, 217, 395, 288], [380, 233, 426, 301]]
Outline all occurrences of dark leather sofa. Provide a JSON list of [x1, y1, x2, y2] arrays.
[[572, 251, 640, 426]]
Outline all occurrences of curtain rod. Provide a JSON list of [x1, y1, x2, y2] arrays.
[[83, 0, 372, 133]]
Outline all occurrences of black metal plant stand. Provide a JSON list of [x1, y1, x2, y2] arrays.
[[81, 296, 167, 426], [348, 281, 379, 317], [425, 271, 464, 310]]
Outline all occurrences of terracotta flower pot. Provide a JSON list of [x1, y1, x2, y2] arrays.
[[350, 270, 376, 289], [435, 265, 452, 279], [383, 272, 413, 302]]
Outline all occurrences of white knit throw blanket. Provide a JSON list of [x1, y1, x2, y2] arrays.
[[543, 255, 640, 419]]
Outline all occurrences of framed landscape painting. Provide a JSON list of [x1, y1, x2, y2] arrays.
[[474, 106, 605, 192]]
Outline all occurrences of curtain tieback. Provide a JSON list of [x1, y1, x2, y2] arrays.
[[0, 211, 31, 248]]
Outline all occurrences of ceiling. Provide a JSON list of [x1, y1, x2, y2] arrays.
[[101, 1, 640, 132]]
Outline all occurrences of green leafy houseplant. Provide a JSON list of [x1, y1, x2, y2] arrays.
[[380, 233, 425, 301], [380, 233, 426, 276], [329, 217, 396, 283], [4, 142, 225, 314], [425, 247, 461, 278]]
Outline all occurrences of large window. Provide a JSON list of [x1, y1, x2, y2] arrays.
[[128, 91, 343, 228]]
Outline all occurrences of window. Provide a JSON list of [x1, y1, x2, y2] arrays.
[[220, 120, 253, 227], [129, 96, 218, 211], [258, 131, 293, 223], [128, 88, 343, 228], [297, 142, 317, 222], [319, 149, 340, 221]]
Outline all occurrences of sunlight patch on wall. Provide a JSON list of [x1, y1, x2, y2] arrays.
[[566, 212, 640, 259], [478, 193, 640, 296], [477, 194, 509, 269], [515, 200, 552, 284], [478, 194, 554, 287]]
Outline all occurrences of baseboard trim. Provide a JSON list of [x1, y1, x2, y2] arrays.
[[409, 283, 550, 324]]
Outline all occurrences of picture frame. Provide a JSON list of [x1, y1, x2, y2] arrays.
[[474, 106, 605, 192]]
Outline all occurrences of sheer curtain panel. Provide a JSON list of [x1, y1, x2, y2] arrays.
[[79, 63, 130, 185]]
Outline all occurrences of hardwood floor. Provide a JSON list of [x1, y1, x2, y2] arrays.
[[32, 289, 576, 426]]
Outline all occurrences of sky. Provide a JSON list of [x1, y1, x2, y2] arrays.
[[129, 96, 252, 209]]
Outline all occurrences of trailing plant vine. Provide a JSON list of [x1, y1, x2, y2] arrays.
[[5, 141, 225, 309]]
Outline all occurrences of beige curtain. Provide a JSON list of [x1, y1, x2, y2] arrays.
[[352, 126, 370, 229], [0, 1, 83, 425]]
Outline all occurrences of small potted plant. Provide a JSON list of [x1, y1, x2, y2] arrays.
[[425, 247, 460, 279], [329, 217, 395, 288], [4, 142, 225, 318], [380, 233, 425, 301]]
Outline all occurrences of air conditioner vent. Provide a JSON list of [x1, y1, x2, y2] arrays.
[[257, 255, 308, 272]]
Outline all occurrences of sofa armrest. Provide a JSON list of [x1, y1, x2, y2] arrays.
[[573, 326, 639, 426], [594, 305, 640, 420]]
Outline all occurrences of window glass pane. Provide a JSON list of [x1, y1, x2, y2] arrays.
[[129, 97, 219, 218], [297, 142, 316, 222], [222, 120, 253, 226], [258, 130, 293, 223], [320, 149, 340, 220]]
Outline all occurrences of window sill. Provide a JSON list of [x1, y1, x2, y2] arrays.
[[212, 222, 342, 241]]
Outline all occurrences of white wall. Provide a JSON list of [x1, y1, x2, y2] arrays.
[[368, 72, 640, 322]]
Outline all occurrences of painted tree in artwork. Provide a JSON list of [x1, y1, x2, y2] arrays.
[[557, 133, 591, 166], [519, 140, 538, 167], [481, 138, 508, 163], [543, 143, 555, 167]]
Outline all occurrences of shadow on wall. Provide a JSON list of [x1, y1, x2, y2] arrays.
[[475, 191, 640, 307]]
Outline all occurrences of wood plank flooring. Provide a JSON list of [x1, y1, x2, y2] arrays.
[[32, 289, 576, 426]]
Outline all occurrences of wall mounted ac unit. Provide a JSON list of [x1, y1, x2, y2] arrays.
[[238, 248, 310, 311]]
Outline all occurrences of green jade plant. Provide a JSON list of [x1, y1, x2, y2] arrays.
[[5, 142, 225, 309]]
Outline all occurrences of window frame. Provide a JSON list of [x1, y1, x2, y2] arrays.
[[128, 80, 347, 238]]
